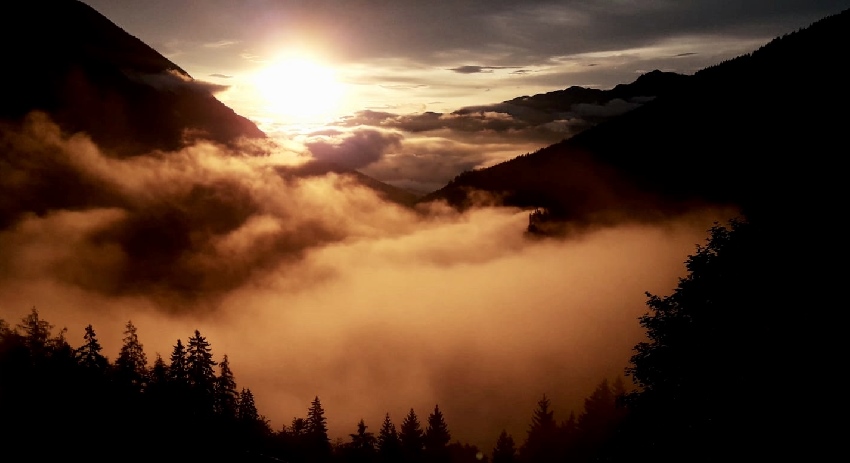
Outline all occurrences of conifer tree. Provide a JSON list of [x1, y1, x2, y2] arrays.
[[76, 324, 108, 372], [348, 418, 378, 462], [186, 330, 217, 417], [492, 430, 516, 463], [215, 354, 239, 420], [520, 394, 559, 463], [186, 330, 216, 390], [150, 354, 168, 386], [424, 404, 451, 461], [238, 388, 259, 423], [399, 408, 424, 459], [307, 395, 331, 457], [168, 339, 188, 385], [115, 321, 148, 391], [378, 413, 402, 463], [559, 410, 578, 458], [16, 307, 52, 358]]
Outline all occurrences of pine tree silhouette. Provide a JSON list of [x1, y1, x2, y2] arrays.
[[424, 404, 451, 462], [115, 320, 148, 392], [76, 324, 108, 372], [492, 430, 516, 463], [378, 412, 402, 463], [400, 408, 424, 461], [307, 395, 331, 459]]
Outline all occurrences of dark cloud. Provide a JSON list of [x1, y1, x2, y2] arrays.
[[675, 52, 698, 57], [449, 65, 519, 74], [306, 129, 403, 170], [209, 73, 233, 78], [129, 69, 229, 94], [82, 0, 848, 98], [0, 113, 404, 309]]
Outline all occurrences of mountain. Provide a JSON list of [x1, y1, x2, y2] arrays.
[[496, 69, 690, 116], [279, 160, 422, 207], [0, 0, 265, 156], [421, 9, 850, 230], [450, 69, 690, 134]]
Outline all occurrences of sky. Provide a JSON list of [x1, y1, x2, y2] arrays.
[[75, 0, 849, 194], [2, 0, 846, 450]]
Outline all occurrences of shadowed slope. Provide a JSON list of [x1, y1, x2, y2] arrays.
[[422, 9, 850, 228], [0, 0, 265, 156]]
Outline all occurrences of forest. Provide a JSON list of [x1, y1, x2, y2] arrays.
[[0, 216, 789, 462]]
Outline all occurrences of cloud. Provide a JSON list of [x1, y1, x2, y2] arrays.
[[128, 69, 229, 94], [0, 111, 739, 451], [203, 40, 238, 48], [209, 73, 233, 79], [448, 65, 519, 74], [0, 114, 412, 308], [306, 129, 403, 170]]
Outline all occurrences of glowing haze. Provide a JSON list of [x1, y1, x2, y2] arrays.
[[4, 0, 826, 450], [0, 114, 735, 447]]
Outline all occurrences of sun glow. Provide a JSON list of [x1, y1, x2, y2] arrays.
[[252, 55, 346, 122]]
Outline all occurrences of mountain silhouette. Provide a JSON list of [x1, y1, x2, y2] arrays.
[[445, 69, 690, 137], [279, 160, 422, 207], [495, 69, 688, 119], [422, 9, 850, 230], [0, 0, 265, 156]]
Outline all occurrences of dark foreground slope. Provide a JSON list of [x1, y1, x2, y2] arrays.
[[0, 0, 265, 156], [422, 9, 850, 227]]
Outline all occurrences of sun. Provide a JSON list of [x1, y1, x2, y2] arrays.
[[252, 54, 346, 121]]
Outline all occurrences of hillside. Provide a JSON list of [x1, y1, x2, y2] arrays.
[[421, 9, 850, 228], [0, 0, 265, 156]]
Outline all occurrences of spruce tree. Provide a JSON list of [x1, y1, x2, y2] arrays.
[[115, 321, 148, 392], [306, 396, 331, 457], [17, 307, 52, 358], [186, 330, 216, 392], [168, 339, 188, 385], [399, 408, 424, 459], [238, 388, 259, 423], [521, 394, 559, 463], [577, 377, 624, 457], [150, 354, 168, 386], [378, 413, 402, 463], [186, 330, 217, 418], [215, 354, 239, 420], [492, 430, 516, 463], [348, 419, 378, 462], [424, 404, 451, 462], [76, 324, 108, 372]]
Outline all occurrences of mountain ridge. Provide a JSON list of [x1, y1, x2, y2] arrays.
[[421, 8, 850, 230], [1, 0, 265, 156]]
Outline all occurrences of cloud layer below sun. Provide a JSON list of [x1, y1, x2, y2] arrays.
[[0, 113, 735, 448]]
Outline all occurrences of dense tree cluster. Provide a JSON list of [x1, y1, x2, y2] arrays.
[[0, 313, 270, 461]]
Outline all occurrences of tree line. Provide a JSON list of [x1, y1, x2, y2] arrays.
[[0, 309, 629, 462], [2, 217, 785, 461]]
